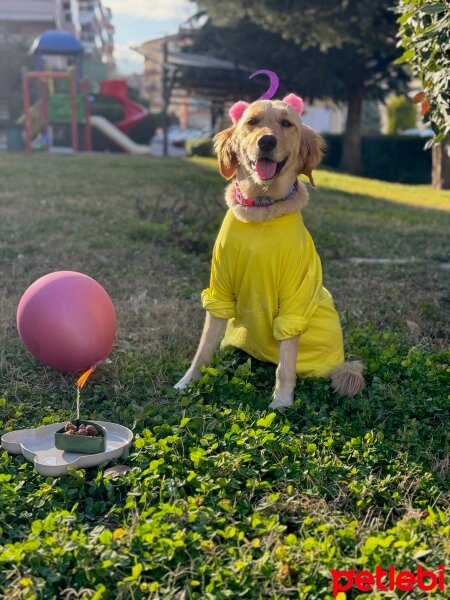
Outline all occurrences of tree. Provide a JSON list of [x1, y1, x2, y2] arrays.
[[0, 29, 31, 122], [386, 96, 418, 133], [396, 0, 450, 189], [193, 0, 407, 175]]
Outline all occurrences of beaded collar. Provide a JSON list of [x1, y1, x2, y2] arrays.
[[233, 179, 299, 207]]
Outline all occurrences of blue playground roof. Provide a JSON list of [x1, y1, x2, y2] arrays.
[[31, 30, 84, 56]]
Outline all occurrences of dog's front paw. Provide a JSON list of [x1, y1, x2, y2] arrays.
[[174, 375, 192, 390], [174, 370, 199, 391], [269, 389, 294, 409]]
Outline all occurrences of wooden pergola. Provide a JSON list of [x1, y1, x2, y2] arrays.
[[134, 44, 264, 156]]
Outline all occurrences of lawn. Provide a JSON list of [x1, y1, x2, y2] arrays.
[[0, 152, 449, 599]]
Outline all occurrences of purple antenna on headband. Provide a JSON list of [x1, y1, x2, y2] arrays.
[[249, 70, 279, 100]]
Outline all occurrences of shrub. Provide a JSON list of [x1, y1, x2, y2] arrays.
[[386, 95, 418, 134], [128, 113, 161, 145], [362, 100, 382, 135], [90, 94, 124, 123], [323, 134, 431, 183], [186, 137, 215, 157]]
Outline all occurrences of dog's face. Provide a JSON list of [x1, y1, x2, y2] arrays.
[[214, 99, 324, 188]]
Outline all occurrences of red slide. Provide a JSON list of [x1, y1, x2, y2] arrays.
[[99, 80, 148, 135]]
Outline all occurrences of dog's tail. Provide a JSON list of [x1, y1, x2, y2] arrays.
[[331, 360, 366, 397]]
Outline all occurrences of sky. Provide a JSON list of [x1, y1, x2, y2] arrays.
[[107, 0, 198, 74]]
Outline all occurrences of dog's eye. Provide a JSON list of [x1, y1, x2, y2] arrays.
[[281, 119, 293, 128], [247, 118, 258, 126]]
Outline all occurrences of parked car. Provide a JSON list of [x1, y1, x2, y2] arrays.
[[400, 127, 433, 137], [171, 128, 205, 147]]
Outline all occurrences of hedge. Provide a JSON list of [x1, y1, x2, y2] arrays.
[[128, 113, 160, 145], [185, 137, 214, 157], [187, 135, 431, 184], [90, 95, 124, 123], [322, 134, 431, 184]]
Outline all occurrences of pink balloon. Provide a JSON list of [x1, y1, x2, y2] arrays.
[[17, 271, 116, 373]]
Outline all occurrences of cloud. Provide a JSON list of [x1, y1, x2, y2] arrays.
[[114, 42, 144, 74], [114, 41, 142, 62], [106, 0, 197, 21]]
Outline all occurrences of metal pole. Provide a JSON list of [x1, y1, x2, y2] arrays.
[[22, 68, 32, 151], [83, 81, 92, 152], [162, 41, 168, 157], [69, 70, 78, 152]]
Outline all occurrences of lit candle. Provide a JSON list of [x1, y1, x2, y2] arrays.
[[76, 367, 95, 421]]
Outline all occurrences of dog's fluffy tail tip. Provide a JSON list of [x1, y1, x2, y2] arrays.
[[331, 360, 366, 397]]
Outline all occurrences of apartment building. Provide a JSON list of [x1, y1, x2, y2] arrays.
[[0, 0, 80, 40], [77, 0, 115, 67], [0, 0, 114, 65]]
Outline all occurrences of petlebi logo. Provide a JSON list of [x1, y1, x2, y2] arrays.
[[330, 565, 445, 596]]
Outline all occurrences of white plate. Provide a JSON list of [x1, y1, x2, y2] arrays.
[[1, 421, 133, 477]]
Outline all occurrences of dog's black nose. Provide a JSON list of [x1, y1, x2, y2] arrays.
[[258, 135, 277, 152]]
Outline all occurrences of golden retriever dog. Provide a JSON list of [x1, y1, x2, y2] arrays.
[[175, 94, 365, 407]]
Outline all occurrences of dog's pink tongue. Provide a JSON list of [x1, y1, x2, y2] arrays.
[[255, 158, 277, 180]]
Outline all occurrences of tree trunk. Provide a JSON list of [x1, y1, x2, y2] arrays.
[[432, 140, 450, 190], [340, 85, 364, 175]]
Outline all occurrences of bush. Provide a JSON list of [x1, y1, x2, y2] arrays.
[[361, 100, 382, 135], [186, 137, 215, 157], [386, 95, 418, 134], [323, 134, 431, 184], [128, 113, 161, 145], [90, 95, 124, 123], [184, 133, 430, 184]]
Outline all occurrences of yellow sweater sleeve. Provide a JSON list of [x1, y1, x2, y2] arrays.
[[201, 240, 236, 319], [273, 246, 323, 341]]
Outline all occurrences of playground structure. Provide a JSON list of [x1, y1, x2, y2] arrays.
[[22, 68, 91, 152], [20, 31, 150, 155], [90, 80, 152, 155]]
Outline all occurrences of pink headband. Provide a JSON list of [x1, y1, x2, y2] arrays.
[[229, 93, 304, 124], [229, 70, 304, 124]]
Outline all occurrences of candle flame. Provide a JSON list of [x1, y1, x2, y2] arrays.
[[77, 367, 95, 389]]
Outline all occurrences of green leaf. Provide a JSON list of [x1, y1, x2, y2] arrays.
[[398, 10, 416, 24], [256, 412, 276, 428], [91, 584, 107, 600], [394, 48, 415, 64], [99, 530, 113, 545], [132, 563, 143, 579], [206, 367, 219, 376], [285, 534, 298, 546], [31, 520, 43, 535], [421, 3, 445, 14]]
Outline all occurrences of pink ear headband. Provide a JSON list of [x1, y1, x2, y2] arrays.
[[229, 70, 304, 124]]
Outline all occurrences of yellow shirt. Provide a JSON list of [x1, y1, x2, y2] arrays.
[[201, 209, 344, 377]]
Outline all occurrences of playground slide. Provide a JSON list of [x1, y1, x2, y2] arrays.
[[115, 97, 148, 135], [89, 116, 150, 155], [99, 80, 147, 135]]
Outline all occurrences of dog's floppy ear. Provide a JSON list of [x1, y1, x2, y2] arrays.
[[214, 126, 238, 179], [298, 124, 325, 186]]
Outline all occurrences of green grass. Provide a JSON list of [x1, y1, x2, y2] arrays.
[[0, 153, 449, 599]]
